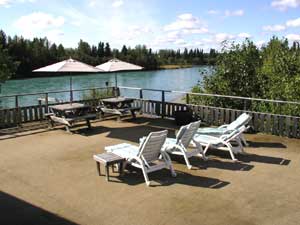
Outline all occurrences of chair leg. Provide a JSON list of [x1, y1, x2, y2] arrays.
[[175, 145, 192, 169], [141, 166, 151, 186], [162, 152, 177, 177], [169, 163, 177, 177], [193, 141, 208, 160], [182, 152, 192, 170], [96, 162, 101, 176], [225, 143, 238, 162], [240, 134, 249, 147], [203, 144, 211, 156], [86, 119, 91, 129]]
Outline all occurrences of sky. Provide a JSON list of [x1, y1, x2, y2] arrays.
[[0, 0, 300, 51]]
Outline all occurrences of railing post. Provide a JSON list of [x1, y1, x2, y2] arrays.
[[139, 89, 143, 99], [45, 93, 49, 113], [243, 99, 247, 111], [15, 95, 18, 108], [113, 87, 120, 97], [15, 95, 21, 126], [186, 93, 190, 104], [161, 90, 165, 118], [38, 99, 43, 122], [70, 89, 73, 103]]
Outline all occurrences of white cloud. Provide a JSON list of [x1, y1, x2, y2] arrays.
[[46, 29, 64, 43], [238, 32, 251, 38], [63, 7, 98, 27], [286, 34, 300, 41], [263, 24, 286, 32], [13, 12, 65, 42], [164, 13, 208, 34], [198, 33, 236, 48], [88, 0, 96, 7], [271, 0, 300, 10], [262, 17, 300, 33], [224, 9, 244, 17], [14, 12, 64, 30], [207, 9, 244, 17], [0, 0, 35, 7], [215, 33, 235, 43], [0, 0, 10, 6], [286, 17, 300, 27], [112, 0, 123, 8], [256, 40, 266, 48], [173, 39, 186, 45], [125, 25, 152, 40], [166, 31, 180, 39], [152, 31, 187, 47], [207, 10, 219, 15]]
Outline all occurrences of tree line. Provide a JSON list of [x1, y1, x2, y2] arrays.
[[0, 29, 218, 80], [191, 37, 300, 116]]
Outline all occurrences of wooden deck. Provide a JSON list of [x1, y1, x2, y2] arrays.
[[0, 116, 299, 225]]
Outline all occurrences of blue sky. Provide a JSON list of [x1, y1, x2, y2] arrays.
[[0, 0, 300, 50]]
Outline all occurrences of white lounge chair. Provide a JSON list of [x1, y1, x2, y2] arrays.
[[105, 130, 176, 186], [197, 113, 251, 146], [193, 126, 249, 162], [163, 121, 205, 169]]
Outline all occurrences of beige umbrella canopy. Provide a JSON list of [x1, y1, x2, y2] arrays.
[[33, 58, 103, 102], [96, 58, 143, 87]]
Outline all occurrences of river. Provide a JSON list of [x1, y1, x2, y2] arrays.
[[0, 66, 213, 108]]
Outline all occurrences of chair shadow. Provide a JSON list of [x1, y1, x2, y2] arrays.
[[72, 125, 110, 136], [247, 141, 287, 149], [108, 166, 230, 188], [122, 116, 179, 130], [237, 154, 291, 165], [206, 149, 291, 166], [0, 191, 78, 225], [169, 155, 254, 171], [76, 124, 177, 143]]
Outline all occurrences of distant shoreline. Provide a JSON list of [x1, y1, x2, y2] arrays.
[[159, 64, 193, 70]]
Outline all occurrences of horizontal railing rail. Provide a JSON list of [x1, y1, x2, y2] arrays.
[[0, 86, 115, 98], [119, 86, 300, 106]]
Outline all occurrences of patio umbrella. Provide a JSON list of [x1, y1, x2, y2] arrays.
[[96, 58, 143, 87], [33, 58, 103, 102]]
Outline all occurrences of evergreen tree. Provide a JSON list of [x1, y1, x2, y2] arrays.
[[104, 43, 112, 57]]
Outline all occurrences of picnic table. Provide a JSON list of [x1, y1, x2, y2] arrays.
[[99, 97, 141, 121], [46, 103, 96, 132]]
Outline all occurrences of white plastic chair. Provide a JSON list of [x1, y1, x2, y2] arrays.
[[193, 126, 249, 162], [105, 130, 176, 186], [163, 121, 205, 169], [197, 113, 251, 146]]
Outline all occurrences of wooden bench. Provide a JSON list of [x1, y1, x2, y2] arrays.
[[99, 106, 141, 121], [46, 113, 96, 132], [93, 153, 125, 181]]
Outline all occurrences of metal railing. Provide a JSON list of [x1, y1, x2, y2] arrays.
[[1, 85, 300, 138], [119, 86, 300, 116]]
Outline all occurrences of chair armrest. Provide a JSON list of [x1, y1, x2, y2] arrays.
[[219, 124, 229, 129], [193, 135, 222, 143], [44, 113, 54, 118]]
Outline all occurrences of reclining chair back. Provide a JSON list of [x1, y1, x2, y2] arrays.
[[138, 130, 168, 165]]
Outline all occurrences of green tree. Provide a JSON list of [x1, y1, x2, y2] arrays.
[[0, 45, 18, 83], [104, 42, 112, 57], [191, 40, 262, 109]]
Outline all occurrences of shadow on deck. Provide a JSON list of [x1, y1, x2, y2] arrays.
[[0, 191, 78, 225]]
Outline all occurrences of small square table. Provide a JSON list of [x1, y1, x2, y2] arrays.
[[93, 152, 125, 181]]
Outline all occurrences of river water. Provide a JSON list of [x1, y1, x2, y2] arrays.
[[0, 66, 213, 108]]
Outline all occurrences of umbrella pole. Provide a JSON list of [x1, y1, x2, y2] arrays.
[[70, 75, 73, 104], [115, 73, 117, 88]]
